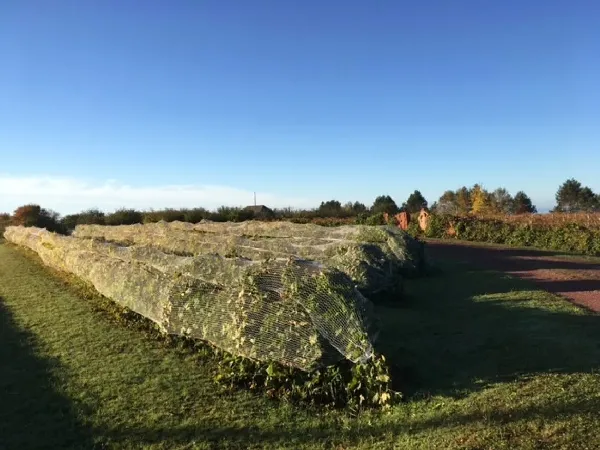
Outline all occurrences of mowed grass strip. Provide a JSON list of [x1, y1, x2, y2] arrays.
[[1, 243, 600, 449]]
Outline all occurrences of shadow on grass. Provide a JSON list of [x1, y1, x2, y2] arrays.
[[95, 423, 374, 449], [374, 263, 600, 400], [524, 278, 600, 293], [425, 240, 600, 272], [0, 299, 93, 449], [95, 392, 600, 449]]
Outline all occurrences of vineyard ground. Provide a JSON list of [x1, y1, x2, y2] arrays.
[[1, 242, 600, 449], [426, 238, 600, 312]]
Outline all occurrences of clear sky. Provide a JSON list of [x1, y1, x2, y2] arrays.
[[1, 1, 598, 214]]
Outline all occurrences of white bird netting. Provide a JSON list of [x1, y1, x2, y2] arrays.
[[73, 220, 426, 298], [5, 226, 377, 371]]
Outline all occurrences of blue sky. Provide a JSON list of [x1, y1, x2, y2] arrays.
[[1, 0, 598, 214]]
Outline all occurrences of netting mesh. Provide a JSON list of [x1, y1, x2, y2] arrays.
[[5, 226, 377, 371], [74, 221, 425, 297]]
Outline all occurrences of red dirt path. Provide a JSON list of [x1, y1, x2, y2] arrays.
[[425, 239, 600, 313]]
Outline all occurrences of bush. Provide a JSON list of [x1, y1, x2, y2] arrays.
[[310, 217, 356, 227], [406, 220, 421, 237], [78, 209, 106, 225], [105, 208, 143, 226], [216, 352, 398, 409], [425, 213, 600, 256], [61, 214, 79, 232], [365, 213, 387, 226], [183, 208, 209, 223], [212, 207, 255, 222], [11, 204, 65, 234], [423, 214, 449, 238], [62, 209, 106, 232], [142, 208, 186, 224]]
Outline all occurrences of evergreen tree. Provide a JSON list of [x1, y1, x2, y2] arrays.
[[371, 195, 399, 215], [402, 190, 428, 214], [512, 191, 537, 214]]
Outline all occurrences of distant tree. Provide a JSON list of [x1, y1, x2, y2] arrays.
[[341, 201, 367, 216], [78, 208, 106, 225], [578, 187, 599, 212], [554, 178, 598, 212], [371, 195, 399, 215], [105, 208, 143, 225], [317, 200, 343, 217], [402, 190, 428, 214], [351, 201, 367, 214], [143, 208, 187, 223], [469, 184, 491, 215], [12, 204, 43, 227], [62, 208, 107, 231], [489, 188, 514, 214], [434, 190, 459, 215], [555, 178, 583, 212], [183, 207, 209, 223], [12, 204, 64, 233], [455, 187, 471, 215], [61, 214, 80, 231], [512, 191, 537, 214]]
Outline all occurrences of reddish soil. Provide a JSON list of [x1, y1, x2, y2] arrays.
[[425, 239, 600, 313]]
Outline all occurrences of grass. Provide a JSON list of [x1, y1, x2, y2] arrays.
[[1, 243, 600, 449]]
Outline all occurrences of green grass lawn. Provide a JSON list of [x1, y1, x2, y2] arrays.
[[1, 243, 600, 449]]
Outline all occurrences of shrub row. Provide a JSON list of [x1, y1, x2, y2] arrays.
[[10, 239, 399, 410], [412, 214, 600, 256], [60, 208, 392, 230]]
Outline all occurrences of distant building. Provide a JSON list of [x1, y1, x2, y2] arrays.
[[244, 204, 275, 219]]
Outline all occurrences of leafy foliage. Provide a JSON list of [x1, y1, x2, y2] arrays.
[[364, 213, 387, 226], [215, 353, 398, 410], [415, 213, 600, 255]]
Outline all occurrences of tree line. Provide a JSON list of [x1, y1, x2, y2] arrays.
[[1, 178, 598, 235]]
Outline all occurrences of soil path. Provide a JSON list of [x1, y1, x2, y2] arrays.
[[425, 239, 600, 313]]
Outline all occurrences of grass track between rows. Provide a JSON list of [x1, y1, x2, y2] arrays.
[[1, 242, 600, 449]]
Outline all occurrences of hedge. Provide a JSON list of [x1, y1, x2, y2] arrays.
[[413, 214, 600, 256]]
